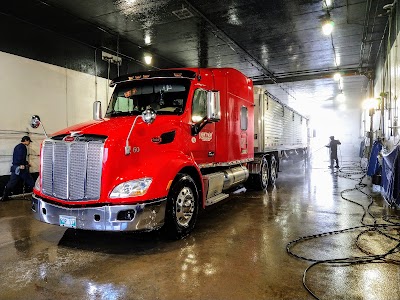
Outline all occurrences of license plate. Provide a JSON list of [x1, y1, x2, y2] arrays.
[[59, 215, 77, 228]]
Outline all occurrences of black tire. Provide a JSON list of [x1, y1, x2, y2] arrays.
[[249, 156, 269, 191], [164, 173, 199, 239], [268, 155, 277, 187]]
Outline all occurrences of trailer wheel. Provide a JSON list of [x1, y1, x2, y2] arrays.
[[164, 173, 199, 239], [248, 156, 269, 191], [268, 155, 277, 187]]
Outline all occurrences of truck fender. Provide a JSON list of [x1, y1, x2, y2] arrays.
[[149, 150, 204, 206]]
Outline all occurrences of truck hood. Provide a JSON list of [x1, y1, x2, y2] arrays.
[[51, 116, 182, 141], [52, 117, 145, 138]]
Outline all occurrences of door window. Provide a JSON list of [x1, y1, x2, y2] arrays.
[[240, 106, 248, 130], [192, 89, 207, 122]]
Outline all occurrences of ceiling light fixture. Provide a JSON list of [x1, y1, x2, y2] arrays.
[[144, 28, 152, 45], [362, 98, 380, 110], [321, 10, 334, 36], [323, 0, 333, 8], [322, 17, 334, 35], [144, 54, 152, 65], [333, 73, 341, 81], [144, 34, 151, 45]]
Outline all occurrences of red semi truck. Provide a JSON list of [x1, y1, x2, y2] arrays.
[[31, 68, 308, 238]]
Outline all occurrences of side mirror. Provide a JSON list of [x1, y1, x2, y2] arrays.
[[191, 91, 221, 136], [31, 115, 41, 129], [93, 101, 102, 120], [30, 115, 48, 137], [141, 108, 156, 124], [207, 91, 221, 122], [125, 109, 156, 155]]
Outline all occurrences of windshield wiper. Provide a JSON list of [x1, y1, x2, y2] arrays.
[[110, 111, 140, 117], [110, 111, 126, 116]]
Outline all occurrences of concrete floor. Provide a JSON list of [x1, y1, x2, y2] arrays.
[[1, 154, 399, 300]]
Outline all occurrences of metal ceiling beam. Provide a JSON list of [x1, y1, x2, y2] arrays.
[[251, 67, 364, 85]]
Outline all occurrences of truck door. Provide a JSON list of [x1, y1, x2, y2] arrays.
[[190, 89, 216, 166]]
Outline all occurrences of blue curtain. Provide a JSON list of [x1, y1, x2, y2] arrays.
[[367, 141, 382, 176], [382, 146, 400, 207]]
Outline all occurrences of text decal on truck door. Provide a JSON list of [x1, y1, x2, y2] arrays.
[[199, 132, 213, 142]]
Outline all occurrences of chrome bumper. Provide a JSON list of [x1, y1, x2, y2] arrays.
[[31, 194, 167, 231]]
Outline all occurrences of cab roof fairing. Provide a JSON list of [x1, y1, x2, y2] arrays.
[[109, 70, 198, 87]]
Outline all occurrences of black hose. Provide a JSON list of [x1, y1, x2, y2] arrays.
[[286, 161, 400, 299]]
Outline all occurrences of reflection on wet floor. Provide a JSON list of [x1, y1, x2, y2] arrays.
[[0, 155, 399, 299]]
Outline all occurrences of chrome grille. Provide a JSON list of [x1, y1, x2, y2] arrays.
[[42, 142, 54, 196], [86, 143, 103, 198], [69, 143, 87, 200], [41, 139, 104, 201]]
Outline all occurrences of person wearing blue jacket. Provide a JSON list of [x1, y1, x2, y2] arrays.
[[1, 136, 34, 201]]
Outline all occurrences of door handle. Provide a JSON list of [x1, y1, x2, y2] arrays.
[[208, 151, 215, 157]]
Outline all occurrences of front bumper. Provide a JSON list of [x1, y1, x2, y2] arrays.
[[31, 194, 167, 231]]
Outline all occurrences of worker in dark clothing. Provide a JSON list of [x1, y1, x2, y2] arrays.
[[1, 136, 34, 201], [326, 136, 341, 169]]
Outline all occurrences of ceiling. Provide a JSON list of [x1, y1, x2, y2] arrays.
[[2, 0, 393, 116]]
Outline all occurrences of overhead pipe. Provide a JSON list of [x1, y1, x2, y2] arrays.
[[381, 0, 398, 138], [359, 0, 373, 69]]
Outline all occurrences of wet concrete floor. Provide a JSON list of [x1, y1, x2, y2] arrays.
[[0, 155, 399, 300]]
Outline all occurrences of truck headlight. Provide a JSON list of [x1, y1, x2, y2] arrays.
[[110, 178, 152, 198]]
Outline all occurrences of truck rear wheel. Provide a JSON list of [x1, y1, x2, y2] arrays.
[[248, 156, 269, 191], [268, 155, 277, 187], [164, 173, 199, 239]]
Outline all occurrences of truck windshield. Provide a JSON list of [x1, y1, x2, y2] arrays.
[[105, 78, 190, 117]]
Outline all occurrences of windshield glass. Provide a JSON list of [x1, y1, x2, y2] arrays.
[[105, 78, 190, 117]]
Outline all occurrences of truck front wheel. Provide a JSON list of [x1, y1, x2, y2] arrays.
[[164, 173, 199, 239]]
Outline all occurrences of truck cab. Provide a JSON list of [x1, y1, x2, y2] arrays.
[[31, 68, 254, 239]]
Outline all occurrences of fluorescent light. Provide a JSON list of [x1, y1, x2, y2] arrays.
[[362, 98, 379, 110], [322, 20, 334, 35], [144, 35, 151, 45], [333, 73, 341, 81], [324, 0, 333, 8], [144, 28, 152, 45], [144, 55, 152, 65]]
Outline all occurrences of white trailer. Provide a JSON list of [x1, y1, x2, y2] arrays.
[[247, 87, 309, 190]]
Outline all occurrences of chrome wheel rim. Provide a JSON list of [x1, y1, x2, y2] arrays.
[[261, 161, 268, 186], [175, 187, 195, 227], [270, 161, 276, 183]]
